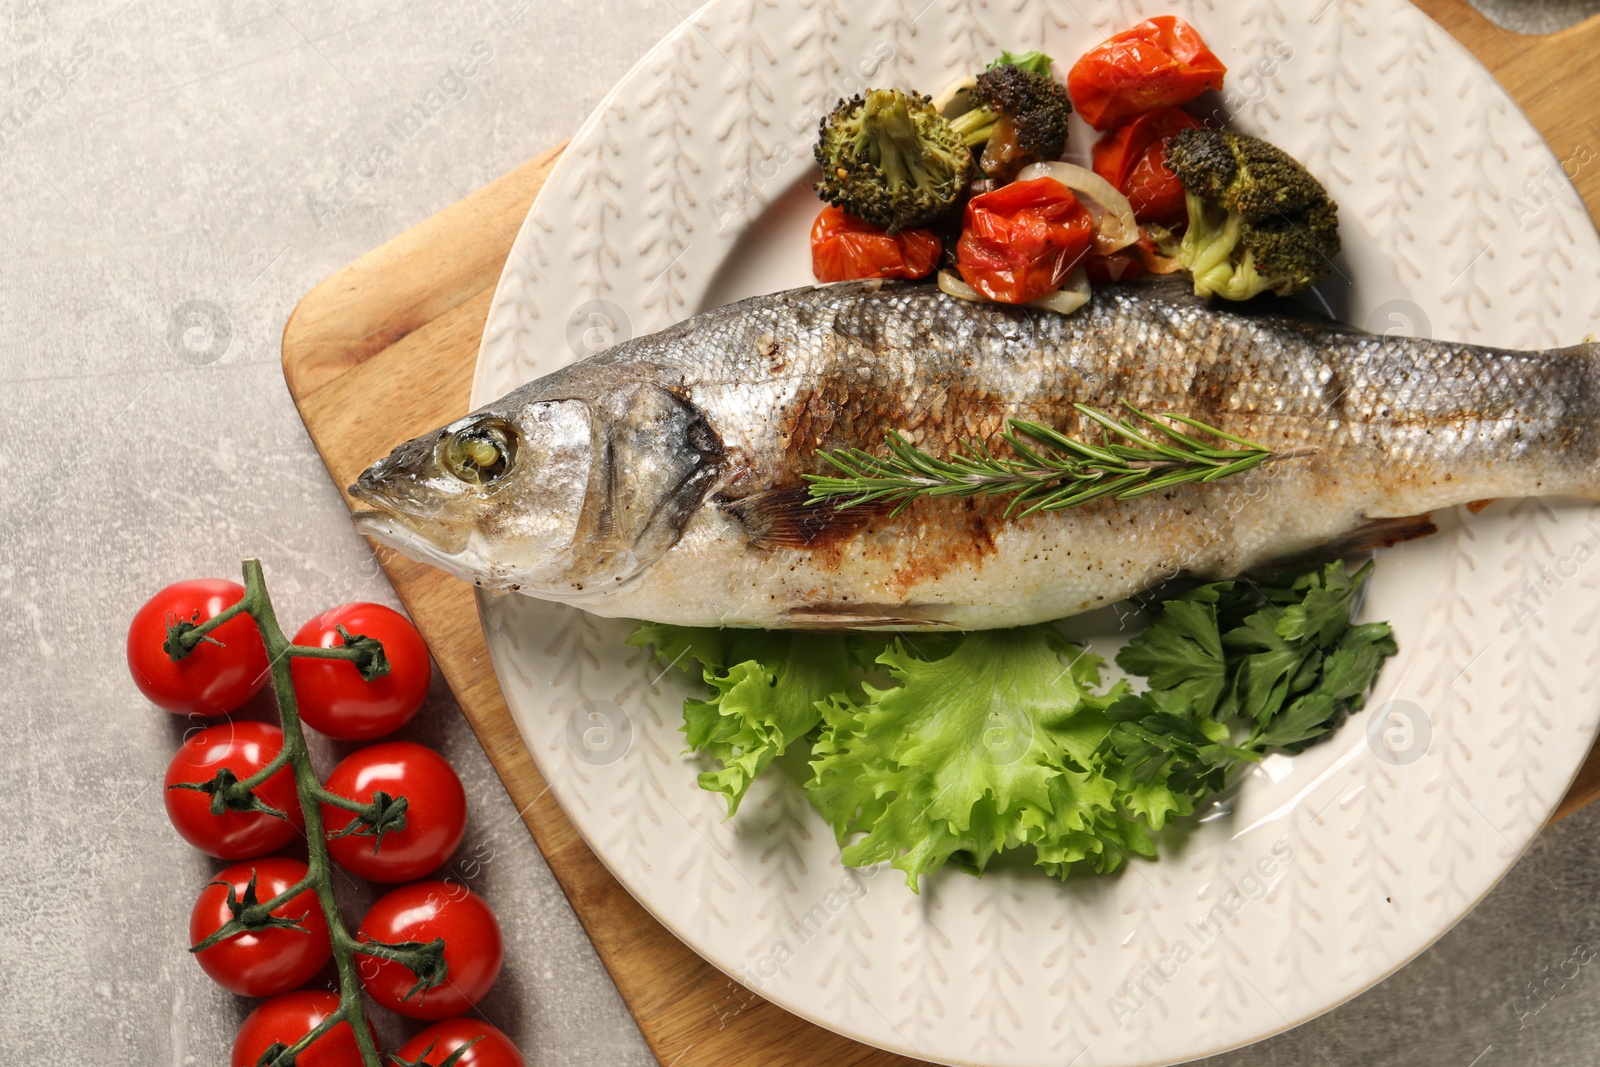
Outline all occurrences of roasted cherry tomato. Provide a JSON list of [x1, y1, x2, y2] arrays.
[[1085, 249, 1147, 285], [322, 742, 467, 883], [191, 857, 331, 997], [165, 721, 305, 859], [956, 177, 1094, 304], [393, 1019, 526, 1067], [1086, 233, 1179, 285], [128, 579, 268, 717], [810, 205, 941, 282], [1067, 16, 1227, 131], [357, 882, 504, 1020], [291, 602, 431, 740], [1091, 107, 1206, 223], [232, 990, 377, 1067]]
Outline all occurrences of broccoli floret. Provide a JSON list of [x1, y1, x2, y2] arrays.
[[813, 88, 972, 233], [946, 63, 1072, 181], [1161, 127, 1341, 300], [986, 50, 1053, 76]]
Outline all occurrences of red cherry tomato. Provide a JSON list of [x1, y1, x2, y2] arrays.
[[191, 858, 331, 997], [810, 205, 941, 282], [1086, 233, 1183, 286], [357, 882, 504, 1020], [291, 603, 431, 740], [1091, 107, 1207, 224], [956, 177, 1094, 304], [232, 990, 377, 1067], [393, 1019, 526, 1067], [322, 742, 467, 883], [165, 721, 305, 859], [128, 579, 268, 717], [1067, 16, 1227, 130]]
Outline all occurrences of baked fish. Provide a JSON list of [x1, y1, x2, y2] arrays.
[[349, 278, 1599, 630]]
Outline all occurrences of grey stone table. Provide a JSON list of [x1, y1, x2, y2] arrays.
[[0, 1, 1594, 1064]]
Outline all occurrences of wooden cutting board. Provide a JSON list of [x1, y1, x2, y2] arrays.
[[281, 3, 1600, 1063]]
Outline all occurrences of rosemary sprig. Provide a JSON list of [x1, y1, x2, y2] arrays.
[[804, 402, 1312, 518]]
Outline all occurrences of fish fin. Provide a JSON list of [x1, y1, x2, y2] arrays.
[[1246, 513, 1438, 577], [718, 487, 890, 549], [782, 603, 950, 630]]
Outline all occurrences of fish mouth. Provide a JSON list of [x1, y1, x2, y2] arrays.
[[349, 507, 411, 546], [346, 458, 411, 512], [347, 470, 403, 514], [347, 472, 473, 557], [349, 506, 501, 590]]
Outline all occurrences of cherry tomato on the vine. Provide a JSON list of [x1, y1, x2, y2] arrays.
[[810, 205, 941, 282], [128, 579, 268, 717], [292, 603, 431, 740], [956, 177, 1095, 304], [393, 1019, 526, 1067], [190, 857, 331, 997], [232, 990, 377, 1067], [357, 882, 504, 1020], [164, 721, 304, 859], [1067, 16, 1227, 131], [322, 742, 467, 883]]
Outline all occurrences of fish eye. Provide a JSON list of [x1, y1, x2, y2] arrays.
[[440, 417, 518, 485]]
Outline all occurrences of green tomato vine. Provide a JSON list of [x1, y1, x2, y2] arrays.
[[168, 558, 443, 1067]]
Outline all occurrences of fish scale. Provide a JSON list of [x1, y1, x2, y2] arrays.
[[350, 279, 1600, 630]]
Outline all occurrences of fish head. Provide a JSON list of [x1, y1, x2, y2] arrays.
[[349, 399, 594, 592], [349, 380, 725, 597]]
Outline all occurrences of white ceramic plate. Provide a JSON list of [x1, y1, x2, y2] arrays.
[[471, 2, 1600, 1064]]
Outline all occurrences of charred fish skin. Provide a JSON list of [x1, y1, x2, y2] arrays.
[[350, 279, 1600, 630]]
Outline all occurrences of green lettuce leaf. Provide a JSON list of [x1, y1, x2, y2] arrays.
[[628, 627, 849, 815], [805, 630, 1184, 889], [632, 558, 1397, 891]]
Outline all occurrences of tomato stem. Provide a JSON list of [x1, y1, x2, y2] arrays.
[[341, 932, 450, 1003], [319, 790, 379, 815], [245, 873, 319, 923], [264, 1005, 350, 1067], [289, 643, 374, 662], [339, 932, 446, 964], [229, 746, 294, 796], [289, 629, 393, 682], [161, 560, 437, 1064], [234, 558, 386, 1067], [163, 594, 252, 660], [165, 766, 291, 820], [390, 1036, 480, 1067], [188, 870, 312, 954]]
